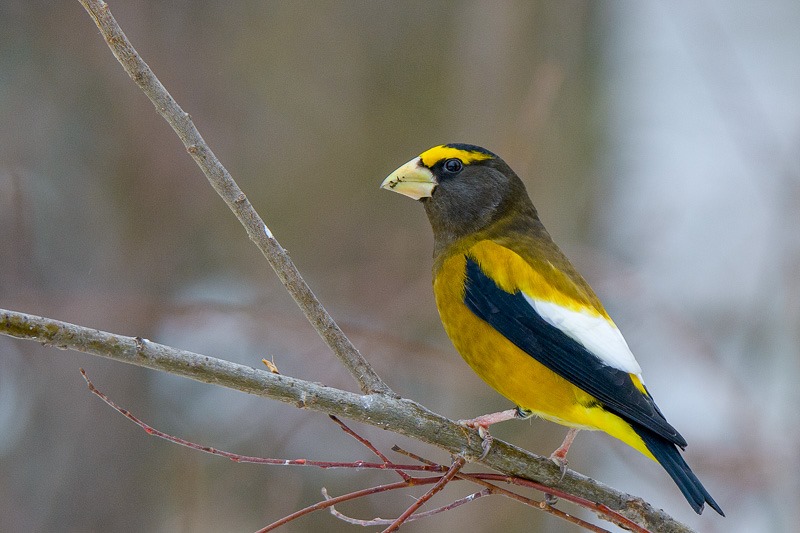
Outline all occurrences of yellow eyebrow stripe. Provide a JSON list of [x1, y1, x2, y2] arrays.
[[419, 145, 495, 168]]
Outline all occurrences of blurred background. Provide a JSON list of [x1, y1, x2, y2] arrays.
[[1, 1, 798, 531]]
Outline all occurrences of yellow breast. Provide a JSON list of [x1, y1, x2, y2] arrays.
[[433, 241, 653, 458]]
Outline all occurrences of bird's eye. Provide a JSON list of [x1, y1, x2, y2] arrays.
[[443, 158, 463, 173]]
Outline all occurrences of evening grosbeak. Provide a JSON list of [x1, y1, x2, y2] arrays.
[[380, 143, 723, 516]]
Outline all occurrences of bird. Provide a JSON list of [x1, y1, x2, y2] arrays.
[[380, 143, 723, 516]]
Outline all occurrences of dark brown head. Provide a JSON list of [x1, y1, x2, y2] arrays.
[[381, 143, 538, 246]]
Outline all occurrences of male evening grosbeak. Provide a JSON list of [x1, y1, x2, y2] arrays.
[[380, 143, 723, 516]]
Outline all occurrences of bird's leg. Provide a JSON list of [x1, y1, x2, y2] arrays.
[[549, 427, 580, 478], [542, 428, 580, 506], [458, 408, 519, 429], [458, 407, 531, 459]]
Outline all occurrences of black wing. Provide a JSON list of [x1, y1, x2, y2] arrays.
[[463, 256, 686, 447]]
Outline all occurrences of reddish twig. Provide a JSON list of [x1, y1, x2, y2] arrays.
[[329, 415, 412, 482], [455, 472, 611, 533], [79, 369, 440, 473], [476, 474, 651, 533], [390, 444, 439, 467], [81, 368, 649, 532], [255, 479, 437, 532], [392, 445, 647, 533], [382, 456, 467, 533], [327, 487, 492, 526]]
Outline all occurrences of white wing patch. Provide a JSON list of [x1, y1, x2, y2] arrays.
[[523, 295, 643, 377]]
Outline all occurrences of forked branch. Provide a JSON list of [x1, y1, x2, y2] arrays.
[[79, 368, 643, 533], [1, 308, 692, 532], [78, 0, 391, 396]]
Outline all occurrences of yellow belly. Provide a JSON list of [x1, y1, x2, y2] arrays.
[[434, 252, 655, 460]]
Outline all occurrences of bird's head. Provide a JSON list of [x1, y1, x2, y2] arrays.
[[381, 143, 536, 244]]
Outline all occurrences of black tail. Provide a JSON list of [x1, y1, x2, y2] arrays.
[[636, 427, 724, 516]]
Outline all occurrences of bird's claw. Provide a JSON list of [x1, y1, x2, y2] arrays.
[[543, 449, 567, 506], [477, 426, 493, 459], [459, 420, 494, 460], [549, 453, 569, 480]]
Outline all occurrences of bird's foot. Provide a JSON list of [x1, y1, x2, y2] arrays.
[[548, 427, 579, 480], [476, 425, 493, 460], [458, 408, 519, 429], [458, 419, 496, 460], [457, 408, 526, 460], [548, 450, 569, 480]]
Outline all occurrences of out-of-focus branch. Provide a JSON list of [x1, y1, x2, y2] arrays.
[[77, 0, 391, 396], [1, 308, 692, 533]]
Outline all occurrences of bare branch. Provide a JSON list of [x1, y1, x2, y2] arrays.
[[76, 0, 391, 396], [78, 374, 649, 533], [329, 415, 413, 482], [1, 308, 694, 532], [383, 456, 466, 532], [79, 369, 441, 473], [393, 445, 644, 533], [326, 487, 492, 527], [258, 480, 423, 532]]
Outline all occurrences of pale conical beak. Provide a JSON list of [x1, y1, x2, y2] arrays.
[[380, 156, 436, 200]]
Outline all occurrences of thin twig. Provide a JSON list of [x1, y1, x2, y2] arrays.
[[330, 416, 413, 481], [81, 368, 636, 532], [455, 473, 612, 533], [391, 445, 440, 467], [327, 488, 492, 526], [393, 445, 647, 533], [76, 0, 391, 396], [256, 480, 438, 532], [79, 369, 439, 472], [383, 456, 466, 533], [477, 474, 651, 533]]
